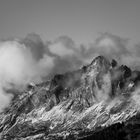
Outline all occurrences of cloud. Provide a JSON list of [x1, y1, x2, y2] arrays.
[[80, 33, 129, 62], [95, 33, 129, 56], [47, 36, 83, 74], [21, 33, 46, 60], [49, 41, 74, 56], [1, 32, 140, 111], [78, 32, 140, 69], [0, 40, 54, 111]]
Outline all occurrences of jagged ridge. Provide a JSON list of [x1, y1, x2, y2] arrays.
[[0, 56, 140, 140]]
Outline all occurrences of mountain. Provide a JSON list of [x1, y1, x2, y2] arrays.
[[0, 56, 140, 140]]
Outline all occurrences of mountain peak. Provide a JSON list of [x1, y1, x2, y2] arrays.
[[86, 55, 110, 74], [0, 56, 140, 140], [91, 55, 108, 64]]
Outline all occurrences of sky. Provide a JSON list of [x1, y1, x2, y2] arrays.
[[1, 0, 140, 111], [1, 0, 140, 44]]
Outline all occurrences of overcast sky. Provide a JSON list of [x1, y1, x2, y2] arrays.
[[0, 0, 140, 44]]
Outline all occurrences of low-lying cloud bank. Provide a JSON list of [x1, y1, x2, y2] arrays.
[[0, 32, 140, 111]]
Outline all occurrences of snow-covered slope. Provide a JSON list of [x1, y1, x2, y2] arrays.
[[0, 56, 140, 140]]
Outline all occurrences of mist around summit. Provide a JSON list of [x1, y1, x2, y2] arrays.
[[1, 33, 140, 112]]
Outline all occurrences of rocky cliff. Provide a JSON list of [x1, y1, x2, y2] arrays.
[[0, 56, 140, 140]]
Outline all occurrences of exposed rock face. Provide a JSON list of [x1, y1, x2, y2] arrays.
[[0, 56, 140, 140]]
